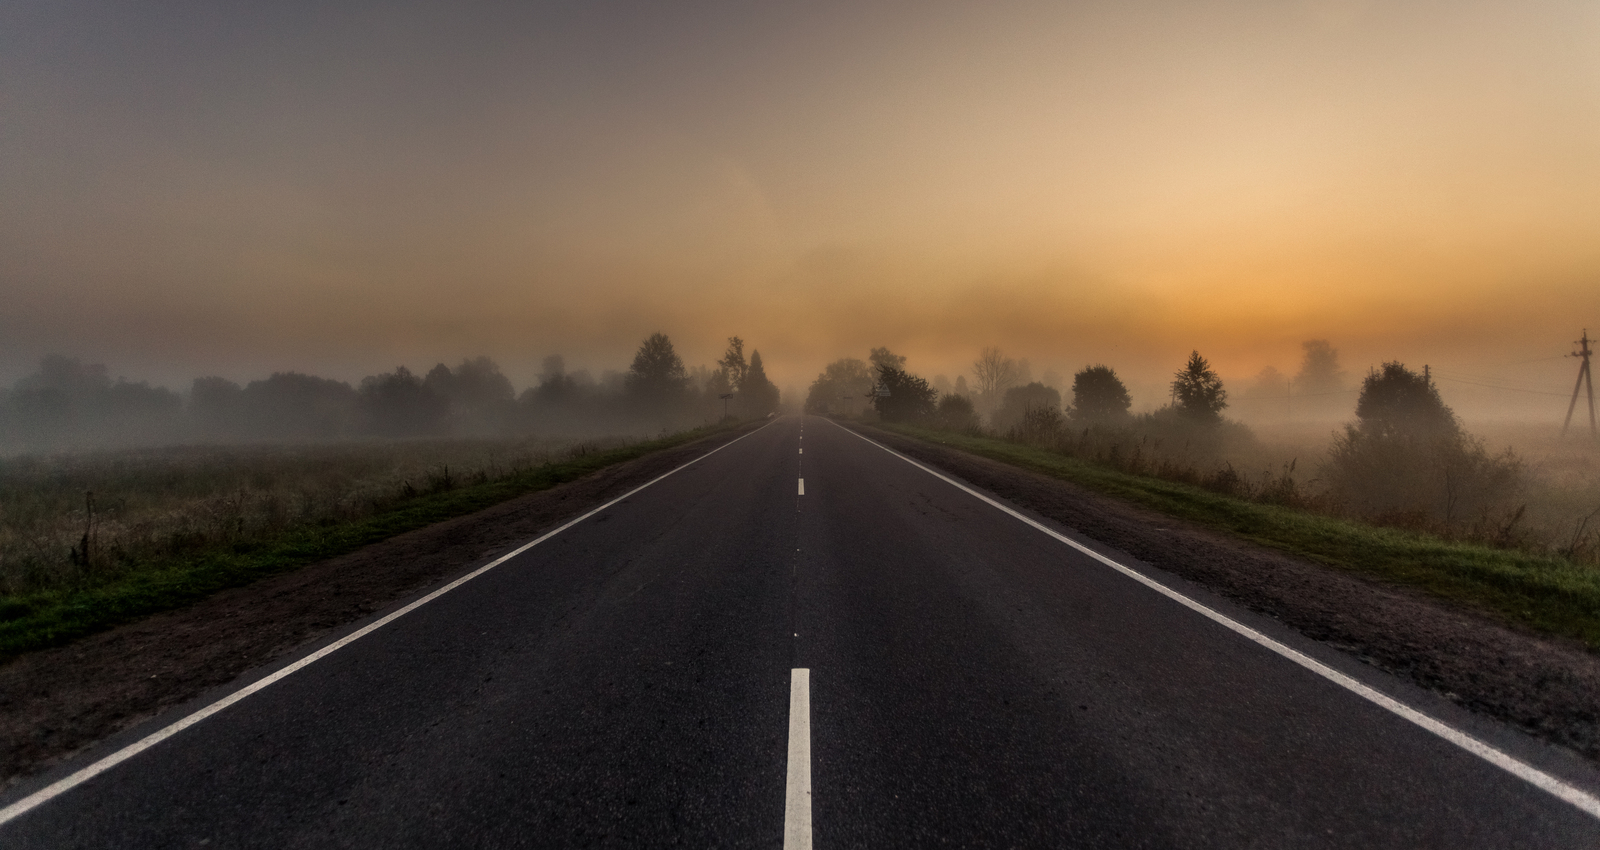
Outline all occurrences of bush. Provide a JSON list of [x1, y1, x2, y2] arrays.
[[934, 394, 980, 432], [1324, 363, 1522, 526], [1008, 404, 1064, 444], [872, 366, 937, 423], [992, 382, 1061, 433]]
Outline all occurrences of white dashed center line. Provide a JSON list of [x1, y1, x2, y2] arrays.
[[784, 669, 813, 850]]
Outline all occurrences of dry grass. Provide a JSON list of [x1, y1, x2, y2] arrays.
[[990, 411, 1600, 566], [0, 436, 622, 597]]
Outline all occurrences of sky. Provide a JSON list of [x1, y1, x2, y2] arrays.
[[2, 0, 1597, 417]]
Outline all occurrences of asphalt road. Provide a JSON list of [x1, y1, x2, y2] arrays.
[[3, 415, 1597, 847]]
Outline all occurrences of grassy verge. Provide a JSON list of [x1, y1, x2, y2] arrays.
[[876, 422, 1600, 650], [0, 424, 739, 659]]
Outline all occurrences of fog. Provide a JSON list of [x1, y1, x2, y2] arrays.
[[2, 2, 1595, 450], [0, 335, 786, 456]]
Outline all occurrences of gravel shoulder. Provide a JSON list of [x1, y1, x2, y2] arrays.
[[0, 425, 762, 789], [853, 423, 1600, 764]]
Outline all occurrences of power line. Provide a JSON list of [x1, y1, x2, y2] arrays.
[[1235, 388, 1357, 401], [1431, 366, 1571, 390], [1431, 375, 1575, 398]]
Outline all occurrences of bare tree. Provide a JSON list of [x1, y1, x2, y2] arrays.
[[972, 346, 1023, 422], [972, 346, 1021, 399]]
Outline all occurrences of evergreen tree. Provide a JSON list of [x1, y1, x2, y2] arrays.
[[738, 350, 781, 416], [1171, 351, 1227, 424]]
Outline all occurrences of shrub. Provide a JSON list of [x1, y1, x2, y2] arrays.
[[1324, 362, 1522, 526], [992, 382, 1061, 433], [872, 366, 937, 423], [934, 394, 980, 432]]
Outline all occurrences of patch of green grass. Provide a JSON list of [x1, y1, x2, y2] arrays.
[[879, 423, 1600, 650], [0, 424, 736, 659]]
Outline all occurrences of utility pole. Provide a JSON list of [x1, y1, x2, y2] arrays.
[[1563, 330, 1596, 437], [1423, 364, 1430, 386]]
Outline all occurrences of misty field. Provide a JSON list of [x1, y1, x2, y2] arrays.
[[1231, 420, 1600, 563], [0, 436, 624, 598]]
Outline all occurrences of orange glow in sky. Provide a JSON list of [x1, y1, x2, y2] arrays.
[[2, 0, 1596, 413]]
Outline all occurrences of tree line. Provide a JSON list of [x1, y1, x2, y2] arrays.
[[806, 342, 1519, 529], [0, 333, 782, 454]]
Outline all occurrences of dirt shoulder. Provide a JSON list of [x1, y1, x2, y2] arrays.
[[854, 423, 1600, 763], [0, 425, 761, 789]]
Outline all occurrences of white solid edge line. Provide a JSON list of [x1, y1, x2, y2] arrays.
[[829, 420, 1600, 821], [0, 421, 777, 829], [784, 668, 813, 850]]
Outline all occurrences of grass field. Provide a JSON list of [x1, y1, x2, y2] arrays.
[[0, 425, 734, 658], [878, 421, 1600, 651]]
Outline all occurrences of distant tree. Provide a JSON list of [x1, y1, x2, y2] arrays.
[[1, 355, 181, 449], [5, 355, 112, 438], [359, 366, 448, 437], [954, 375, 970, 397], [718, 337, 749, 393], [1068, 365, 1131, 423], [531, 354, 582, 405], [541, 354, 566, 382], [1234, 365, 1290, 421], [1326, 362, 1519, 524], [1294, 340, 1346, 394], [1171, 351, 1227, 424], [239, 372, 359, 438], [424, 356, 514, 434], [993, 382, 1062, 433], [738, 350, 781, 416], [1247, 366, 1287, 397], [872, 365, 937, 423], [805, 358, 875, 415], [625, 332, 689, 406], [934, 394, 979, 431], [1351, 362, 1457, 440], [972, 346, 1022, 403], [14, 355, 111, 397], [932, 374, 953, 397], [704, 366, 733, 398], [1291, 339, 1349, 419], [868, 347, 906, 374]]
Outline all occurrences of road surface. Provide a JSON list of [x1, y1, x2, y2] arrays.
[[2, 415, 1596, 847]]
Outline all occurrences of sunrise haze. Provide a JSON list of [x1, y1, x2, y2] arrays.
[[3, 0, 1596, 416]]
